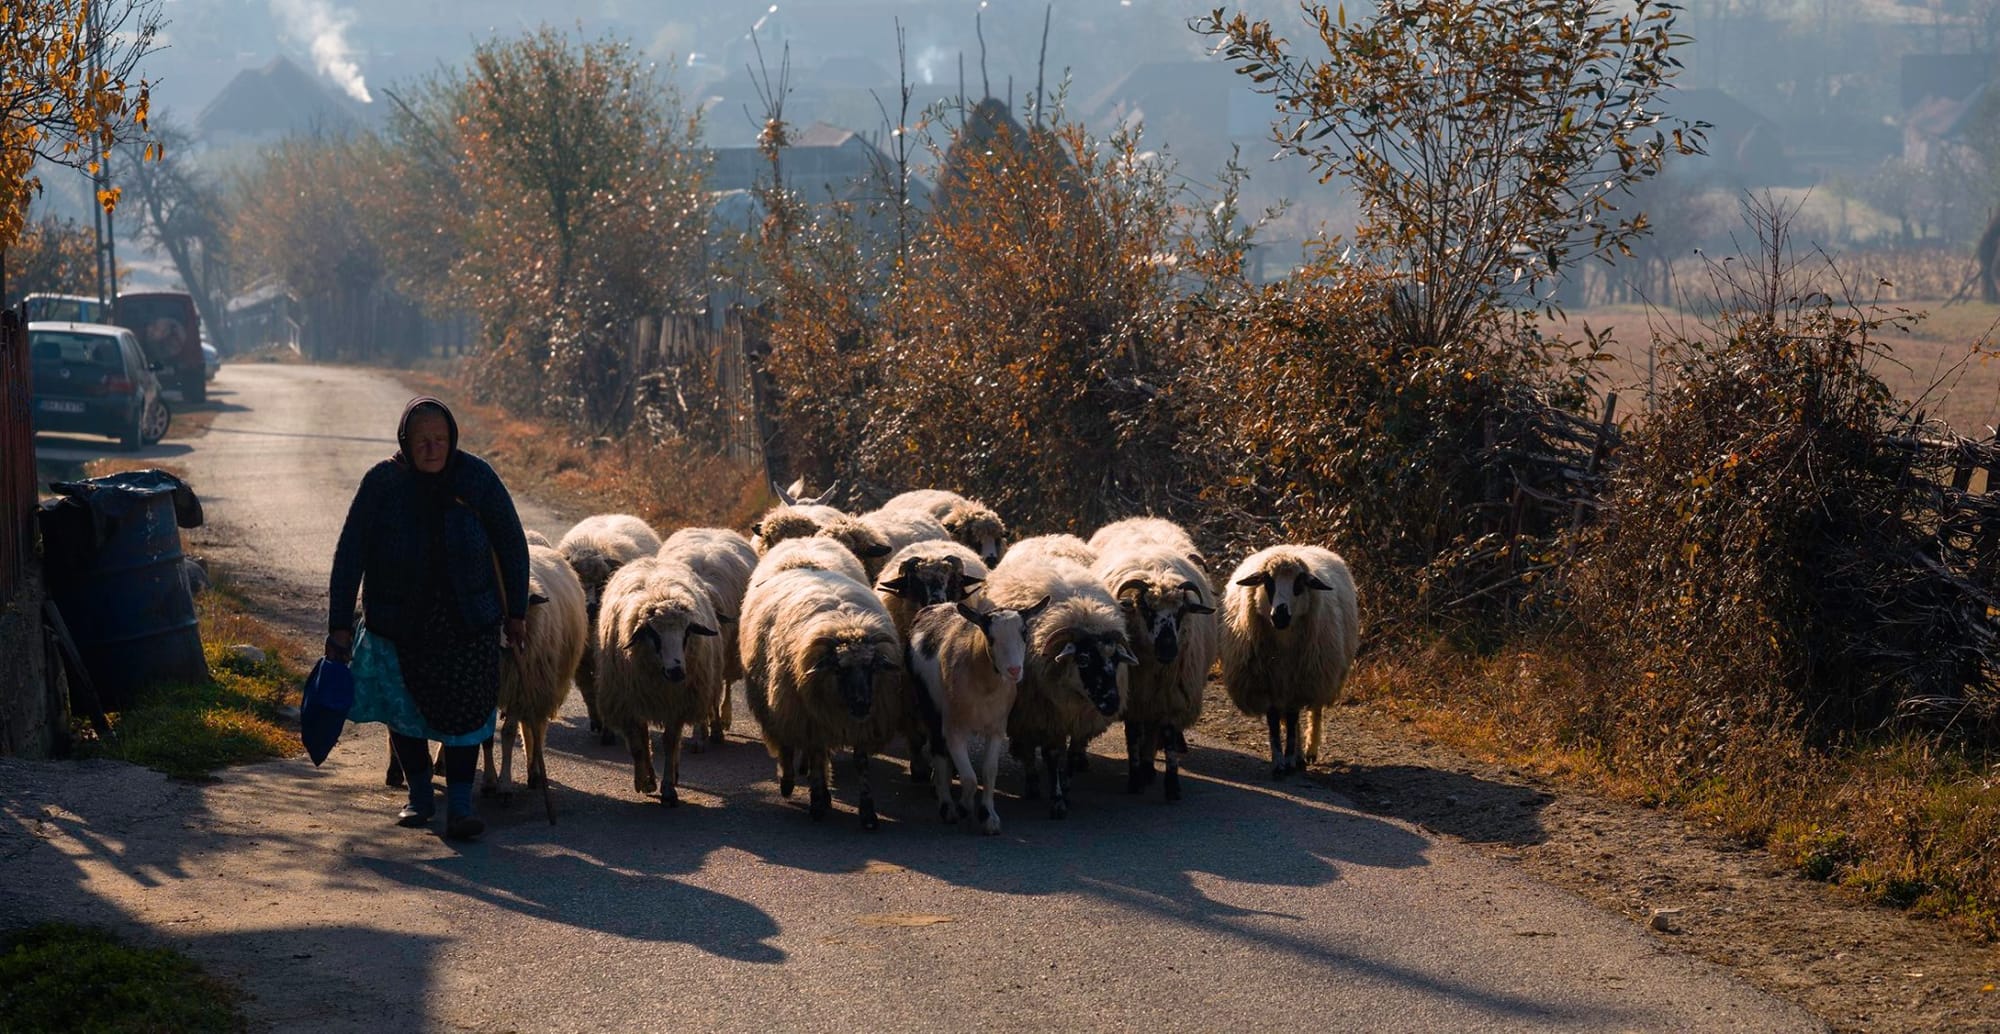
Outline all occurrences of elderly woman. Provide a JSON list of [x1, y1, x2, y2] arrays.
[[327, 396, 530, 840]]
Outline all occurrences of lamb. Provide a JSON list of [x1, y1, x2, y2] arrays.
[[739, 567, 903, 828], [882, 488, 1010, 567], [558, 513, 663, 743], [658, 527, 758, 748], [1220, 544, 1361, 779], [748, 536, 869, 592], [483, 544, 589, 816], [1001, 533, 1098, 570], [854, 507, 951, 579], [1088, 516, 1206, 570], [986, 554, 1135, 818], [594, 555, 724, 805], [907, 596, 1049, 834], [1090, 544, 1218, 801], [873, 539, 990, 782]]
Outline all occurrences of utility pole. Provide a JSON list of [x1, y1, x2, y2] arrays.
[[87, 0, 120, 309]]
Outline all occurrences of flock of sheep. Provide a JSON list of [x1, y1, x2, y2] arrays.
[[476, 486, 1361, 835]]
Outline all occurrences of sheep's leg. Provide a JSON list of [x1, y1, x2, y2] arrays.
[[1284, 709, 1303, 774], [1015, 742, 1042, 800], [495, 714, 520, 803], [1304, 704, 1324, 763], [1266, 708, 1289, 779], [658, 726, 683, 807], [977, 734, 1005, 836], [1066, 735, 1090, 774], [1124, 723, 1145, 794], [777, 747, 798, 798], [908, 726, 933, 784], [525, 718, 547, 789], [929, 735, 958, 823], [854, 747, 878, 830], [708, 690, 732, 746], [625, 723, 657, 795], [947, 732, 980, 825], [1162, 723, 1184, 803], [1047, 744, 1070, 820], [807, 747, 832, 821]]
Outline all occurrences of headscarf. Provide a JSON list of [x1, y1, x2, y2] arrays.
[[394, 396, 459, 470]]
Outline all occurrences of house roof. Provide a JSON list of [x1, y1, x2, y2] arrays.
[[195, 56, 369, 139]]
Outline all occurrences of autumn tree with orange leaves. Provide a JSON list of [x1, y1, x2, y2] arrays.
[[0, 0, 158, 258]]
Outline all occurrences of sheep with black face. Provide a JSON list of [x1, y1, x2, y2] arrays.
[[1220, 544, 1360, 779]]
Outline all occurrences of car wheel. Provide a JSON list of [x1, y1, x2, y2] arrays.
[[142, 396, 172, 445], [184, 375, 206, 404]]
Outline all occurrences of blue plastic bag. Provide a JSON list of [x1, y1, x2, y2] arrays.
[[300, 657, 354, 767]]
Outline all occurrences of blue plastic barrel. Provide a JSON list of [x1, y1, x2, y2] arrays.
[[38, 470, 209, 710]]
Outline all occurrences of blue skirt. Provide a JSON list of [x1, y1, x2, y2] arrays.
[[347, 628, 496, 746]]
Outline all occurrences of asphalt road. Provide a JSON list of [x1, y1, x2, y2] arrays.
[[1, 363, 1826, 1032]]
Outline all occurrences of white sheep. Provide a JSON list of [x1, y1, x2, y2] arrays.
[[739, 567, 903, 828], [986, 553, 1135, 819], [1088, 516, 1206, 570], [854, 507, 951, 579], [748, 536, 869, 592], [595, 555, 724, 805], [882, 488, 1010, 567], [558, 513, 663, 743], [907, 596, 1049, 834], [1090, 542, 1218, 801], [1001, 533, 1099, 570], [751, 502, 894, 571], [873, 539, 990, 784], [483, 544, 589, 812], [1220, 544, 1361, 779], [658, 527, 757, 749]]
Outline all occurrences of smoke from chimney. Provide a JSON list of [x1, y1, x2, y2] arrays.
[[270, 0, 372, 104]]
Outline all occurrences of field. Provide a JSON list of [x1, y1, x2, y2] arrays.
[[1568, 300, 2000, 437]]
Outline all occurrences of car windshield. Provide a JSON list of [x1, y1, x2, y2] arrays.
[[31, 331, 124, 370], [25, 297, 105, 322]]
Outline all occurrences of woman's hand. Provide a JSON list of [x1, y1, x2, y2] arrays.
[[504, 616, 528, 652], [325, 629, 354, 663]]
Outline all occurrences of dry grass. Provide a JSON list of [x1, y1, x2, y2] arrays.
[[1353, 641, 2000, 938], [1571, 300, 2000, 435], [398, 368, 771, 533]]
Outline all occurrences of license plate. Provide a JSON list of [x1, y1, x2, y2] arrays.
[[39, 399, 85, 414]]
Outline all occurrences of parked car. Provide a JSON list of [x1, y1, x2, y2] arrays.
[[22, 293, 109, 324], [29, 321, 171, 451], [201, 340, 220, 381], [115, 291, 204, 403]]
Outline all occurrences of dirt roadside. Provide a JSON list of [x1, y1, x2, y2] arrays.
[[1194, 704, 2000, 1032]]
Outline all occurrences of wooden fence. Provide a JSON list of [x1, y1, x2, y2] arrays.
[[0, 308, 33, 597], [625, 309, 768, 470]]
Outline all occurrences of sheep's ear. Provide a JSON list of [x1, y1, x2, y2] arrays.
[[1113, 644, 1141, 666], [861, 542, 892, 559], [749, 522, 763, 538], [1234, 572, 1272, 588], [626, 625, 662, 651], [1184, 601, 1217, 616], [955, 600, 991, 628], [876, 575, 913, 597], [688, 622, 719, 638], [1052, 641, 1077, 662], [528, 593, 550, 607], [1018, 595, 1052, 621], [1303, 574, 1334, 592], [957, 572, 985, 587], [717, 612, 738, 625], [774, 478, 800, 506], [898, 555, 921, 576]]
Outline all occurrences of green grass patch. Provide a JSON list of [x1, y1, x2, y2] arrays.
[[72, 570, 303, 779], [0, 923, 246, 1033]]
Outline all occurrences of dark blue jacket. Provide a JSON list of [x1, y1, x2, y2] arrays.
[[327, 452, 530, 641]]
